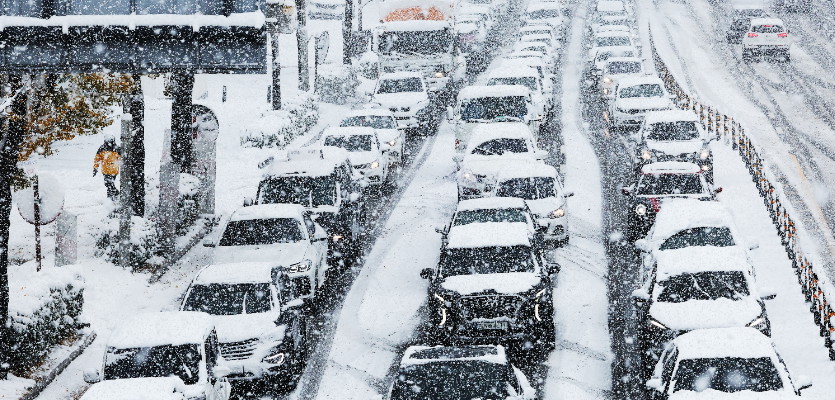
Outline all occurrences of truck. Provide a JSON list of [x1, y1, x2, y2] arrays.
[[373, 0, 467, 104]]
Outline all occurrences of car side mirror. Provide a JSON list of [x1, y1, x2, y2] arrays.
[[796, 375, 812, 391], [621, 186, 632, 195], [632, 288, 650, 301], [645, 378, 663, 391], [213, 365, 232, 378], [634, 239, 651, 252], [434, 226, 448, 235], [760, 287, 777, 301], [714, 187, 724, 194], [535, 149, 548, 160], [203, 240, 217, 248], [420, 268, 434, 280], [446, 106, 455, 121], [242, 196, 255, 207], [83, 369, 102, 384], [547, 261, 561, 275], [564, 191, 575, 198]]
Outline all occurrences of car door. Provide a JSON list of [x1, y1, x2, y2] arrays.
[[303, 214, 329, 280]]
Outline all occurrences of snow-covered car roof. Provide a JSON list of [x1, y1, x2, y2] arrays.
[[264, 146, 350, 177], [617, 75, 665, 87], [459, 3, 491, 14], [654, 246, 751, 280], [595, 31, 632, 39], [498, 162, 557, 180], [640, 161, 702, 175], [499, 57, 545, 70], [520, 25, 555, 33], [401, 345, 508, 366], [456, 196, 527, 211], [605, 56, 643, 65], [379, 71, 425, 81], [672, 327, 777, 360], [599, 15, 630, 22], [521, 33, 554, 43], [447, 222, 531, 249], [597, 25, 632, 33], [109, 311, 214, 349], [649, 198, 736, 241], [513, 41, 552, 51], [593, 46, 638, 58], [527, 2, 562, 11], [487, 66, 540, 79], [644, 109, 699, 124], [193, 262, 279, 285], [469, 122, 534, 145], [458, 85, 530, 100], [750, 17, 784, 27], [322, 126, 377, 137], [509, 50, 547, 59], [597, 0, 625, 12], [343, 108, 396, 118], [81, 377, 186, 400], [229, 203, 306, 222]]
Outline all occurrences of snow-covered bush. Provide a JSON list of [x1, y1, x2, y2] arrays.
[[356, 51, 380, 80], [176, 173, 201, 235], [93, 216, 163, 272], [316, 63, 360, 105], [240, 92, 319, 148], [7, 267, 86, 375]]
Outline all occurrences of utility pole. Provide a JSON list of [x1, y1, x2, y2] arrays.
[[266, 0, 284, 110], [129, 76, 145, 217], [343, 0, 354, 64], [118, 96, 133, 270], [296, 0, 310, 91]]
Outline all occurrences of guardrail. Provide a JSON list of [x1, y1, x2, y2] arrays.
[[648, 32, 835, 360]]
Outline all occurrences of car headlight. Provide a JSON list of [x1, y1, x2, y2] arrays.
[[551, 208, 565, 218], [747, 316, 767, 329], [635, 204, 648, 216], [641, 150, 652, 160], [331, 234, 344, 242], [603, 77, 612, 84], [700, 148, 710, 159], [387, 140, 397, 147], [701, 164, 711, 171], [648, 317, 668, 330], [433, 294, 448, 326], [262, 350, 286, 365], [370, 161, 379, 169], [287, 259, 312, 273], [461, 171, 477, 181], [602, 88, 610, 95], [534, 289, 548, 321], [434, 71, 445, 78]]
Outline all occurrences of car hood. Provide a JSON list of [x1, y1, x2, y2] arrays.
[[646, 140, 703, 156], [375, 128, 400, 144], [457, 23, 481, 34], [649, 298, 762, 331], [213, 241, 308, 265], [83, 378, 187, 400], [462, 156, 539, 175], [348, 151, 379, 166], [526, 197, 562, 217], [616, 97, 672, 110], [441, 272, 543, 295], [213, 312, 285, 344], [668, 390, 800, 400], [373, 92, 427, 108]]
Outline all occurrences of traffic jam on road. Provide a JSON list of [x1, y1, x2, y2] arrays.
[[69, 0, 835, 399]]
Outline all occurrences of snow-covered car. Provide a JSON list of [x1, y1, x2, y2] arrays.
[[632, 246, 776, 371], [256, 147, 365, 261], [646, 328, 812, 399], [495, 162, 573, 245], [321, 126, 391, 187], [497, 57, 554, 96], [387, 345, 536, 399], [588, 45, 639, 75], [419, 222, 558, 350], [521, 33, 561, 56], [512, 41, 556, 60], [742, 18, 790, 62], [340, 108, 404, 166], [523, 3, 565, 35], [455, 123, 547, 200], [599, 56, 644, 96], [485, 67, 550, 122], [81, 377, 187, 400], [589, 32, 636, 59], [620, 162, 720, 238], [450, 85, 538, 152], [520, 24, 559, 43], [372, 72, 441, 135], [595, 0, 629, 18], [456, 15, 489, 54], [308, 0, 344, 19], [634, 110, 714, 181], [205, 204, 331, 297], [459, 4, 495, 32], [83, 311, 231, 400], [438, 197, 544, 251], [590, 15, 634, 36], [726, 6, 768, 43], [180, 263, 311, 391], [608, 76, 675, 129]]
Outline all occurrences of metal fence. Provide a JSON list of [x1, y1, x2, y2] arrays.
[[648, 32, 835, 360]]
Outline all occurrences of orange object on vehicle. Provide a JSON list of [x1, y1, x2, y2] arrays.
[[384, 6, 447, 21]]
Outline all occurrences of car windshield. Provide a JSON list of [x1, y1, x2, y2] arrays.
[[471, 138, 530, 156], [597, 50, 635, 63], [183, 283, 272, 315], [519, 44, 547, 53], [528, 9, 561, 19], [636, 173, 704, 195], [647, 121, 700, 141], [523, 29, 551, 36], [219, 218, 303, 246], [461, 96, 528, 121], [443, 245, 535, 276], [497, 177, 556, 200], [379, 30, 453, 55], [389, 361, 513, 400], [377, 77, 423, 94], [340, 115, 397, 129], [607, 61, 642, 74], [673, 357, 783, 393], [488, 77, 538, 92], [596, 35, 631, 47], [657, 271, 750, 302], [735, 9, 767, 18], [619, 84, 665, 98], [752, 24, 784, 33], [259, 176, 337, 207], [660, 227, 736, 250], [324, 135, 374, 152], [453, 209, 527, 225], [104, 344, 202, 385]]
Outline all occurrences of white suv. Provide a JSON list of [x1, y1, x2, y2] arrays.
[[743, 18, 790, 62]]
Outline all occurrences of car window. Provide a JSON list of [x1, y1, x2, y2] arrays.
[[636, 173, 704, 195], [497, 177, 556, 200], [259, 176, 337, 207], [454, 209, 528, 225], [471, 138, 530, 156], [104, 344, 202, 385], [646, 121, 700, 141], [324, 134, 374, 152], [377, 77, 423, 93], [596, 35, 631, 47], [752, 24, 784, 33], [528, 9, 561, 19], [219, 218, 304, 246], [607, 61, 642, 74], [661, 349, 678, 387], [390, 360, 513, 400], [442, 245, 536, 276], [619, 83, 665, 98], [461, 96, 528, 121], [488, 77, 539, 92], [673, 357, 783, 393], [340, 115, 397, 129], [657, 271, 750, 302], [659, 227, 736, 250], [183, 283, 273, 315]]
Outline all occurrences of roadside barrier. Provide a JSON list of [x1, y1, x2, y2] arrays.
[[648, 33, 835, 360]]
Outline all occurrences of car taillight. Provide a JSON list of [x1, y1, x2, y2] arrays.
[[747, 33, 758, 38], [777, 32, 788, 38]]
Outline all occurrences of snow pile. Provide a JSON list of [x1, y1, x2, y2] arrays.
[[240, 92, 319, 148], [7, 264, 86, 376], [316, 63, 360, 105], [357, 51, 380, 80], [93, 216, 163, 271]]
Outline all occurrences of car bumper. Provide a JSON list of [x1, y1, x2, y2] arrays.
[[538, 216, 568, 241], [355, 166, 385, 185], [611, 110, 646, 127], [743, 44, 790, 51]]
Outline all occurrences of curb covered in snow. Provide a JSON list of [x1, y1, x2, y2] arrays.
[[24, 331, 97, 400]]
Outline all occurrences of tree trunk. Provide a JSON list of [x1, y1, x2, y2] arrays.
[[343, 0, 354, 64], [170, 72, 194, 174], [297, 0, 310, 91], [130, 76, 145, 216]]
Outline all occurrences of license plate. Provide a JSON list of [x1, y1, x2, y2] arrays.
[[474, 321, 509, 330]]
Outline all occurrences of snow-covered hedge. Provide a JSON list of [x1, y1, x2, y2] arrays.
[[239, 93, 319, 148], [7, 267, 86, 375], [316, 64, 360, 105], [93, 216, 163, 272], [356, 52, 380, 80]]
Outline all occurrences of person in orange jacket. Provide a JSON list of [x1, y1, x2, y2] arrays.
[[93, 134, 122, 200]]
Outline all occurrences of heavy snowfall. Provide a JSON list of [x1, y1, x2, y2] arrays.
[[1, 0, 835, 399]]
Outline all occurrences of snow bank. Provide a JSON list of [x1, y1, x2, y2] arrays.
[[240, 93, 319, 148]]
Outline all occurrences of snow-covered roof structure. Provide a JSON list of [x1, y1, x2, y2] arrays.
[[108, 311, 214, 349], [447, 222, 531, 249], [458, 85, 530, 100], [672, 327, 777, 359], [81, 377, 186, 400], [456, 197, 527, 211], [401, 345, 508, 366], [193, 263, 278, 285]]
